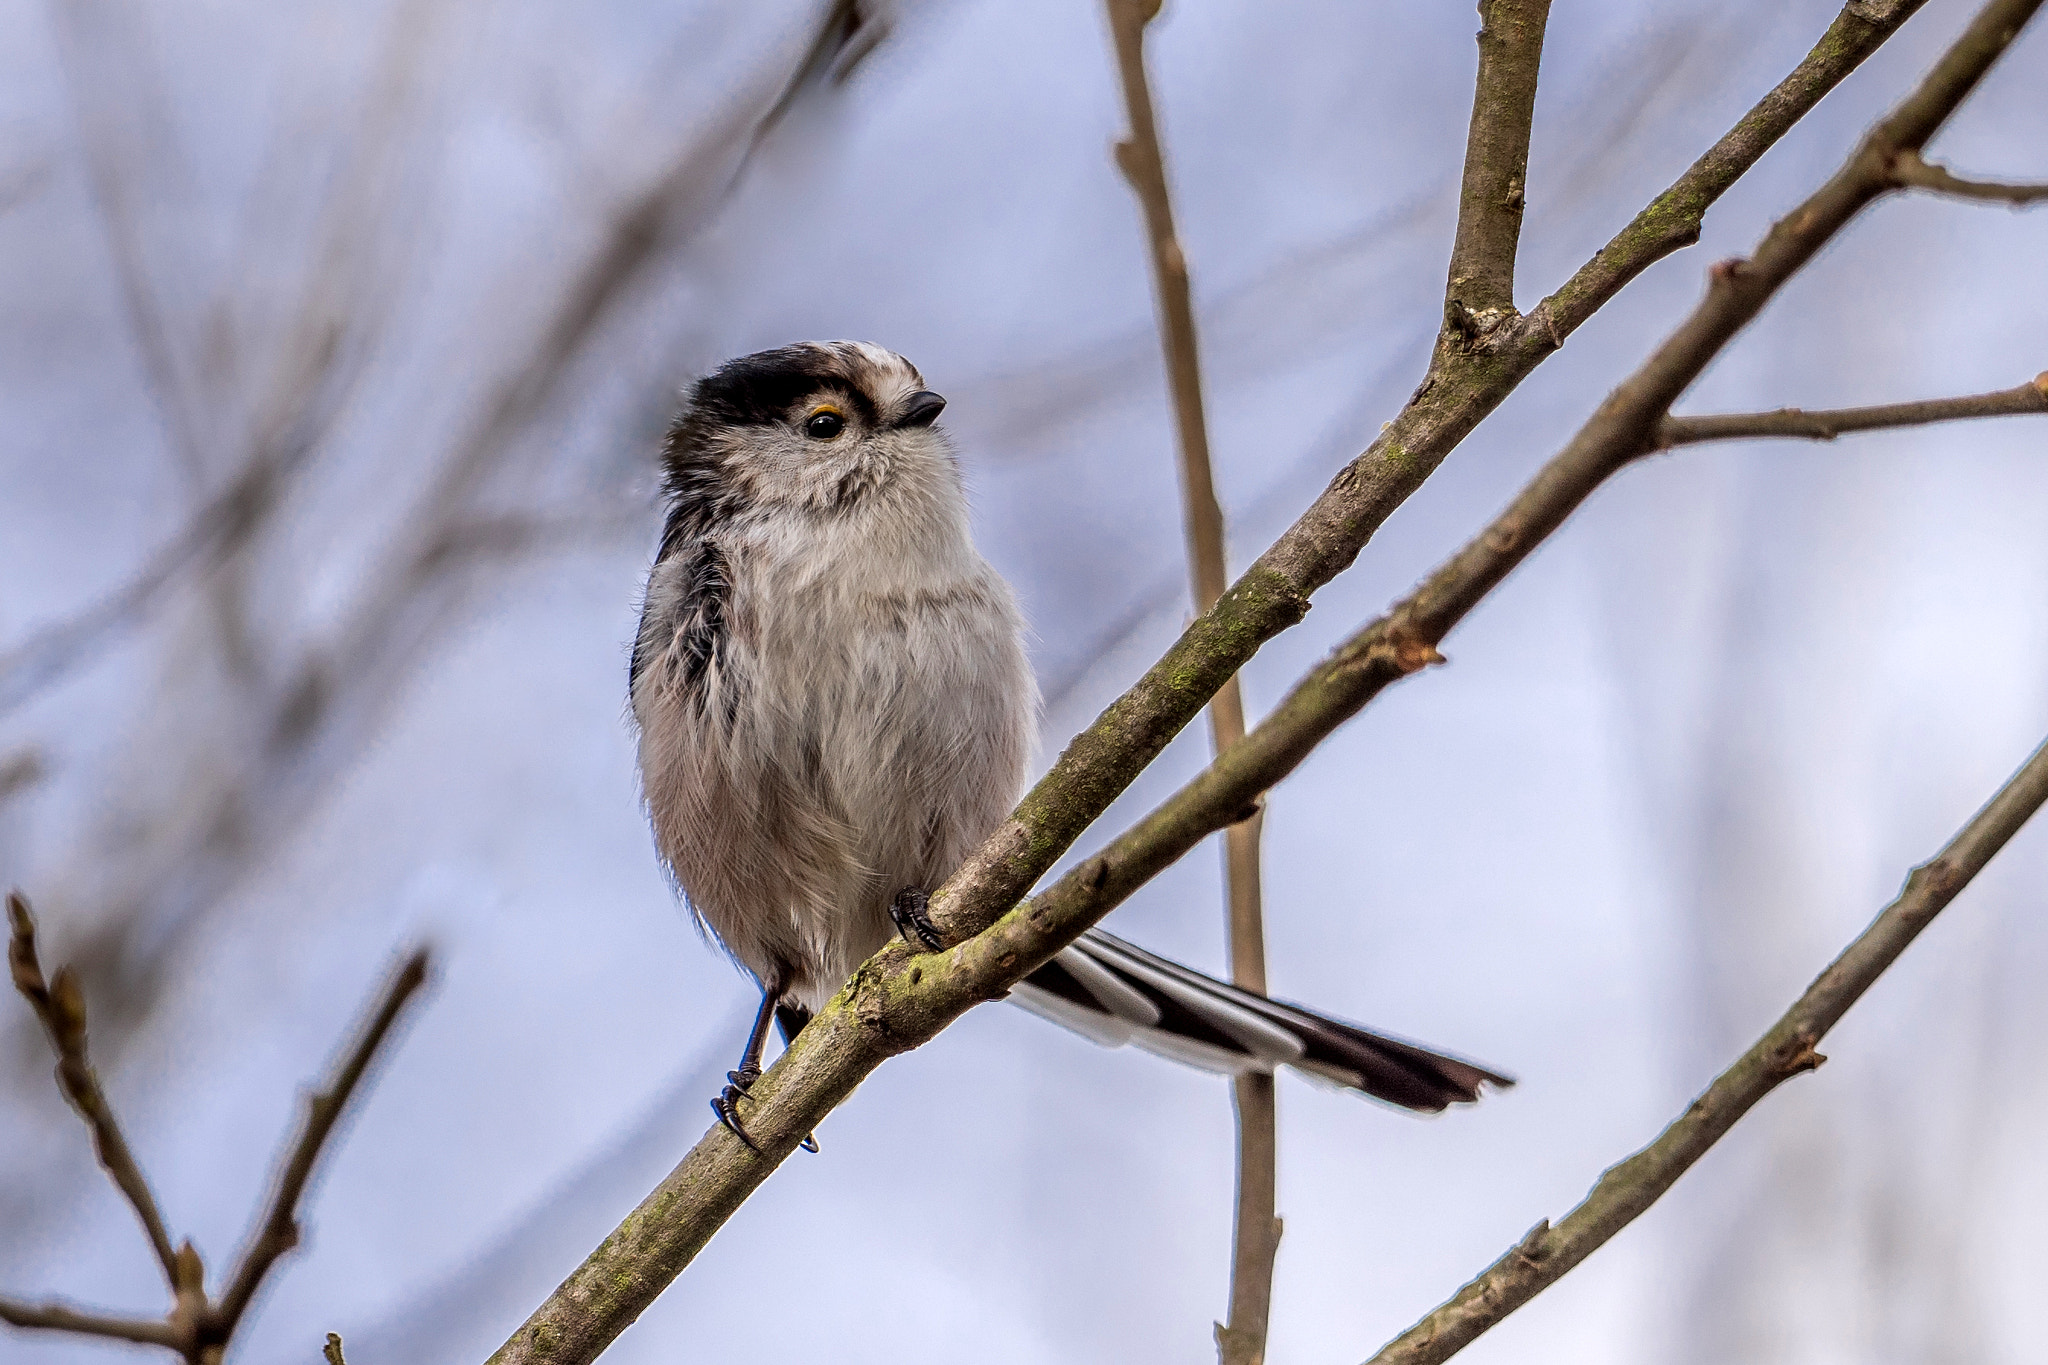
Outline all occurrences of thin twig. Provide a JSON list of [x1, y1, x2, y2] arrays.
[[0, 1296, 186, 1349], [1104, 0, 1227, 616], [1443, 0, 1554, 343], [1660, 375, 2048, 445], [3, 894, 429, 1362], [1891, 148, 2048, 203], [483, 11, 1943, 1363], [1101, 1, 1284, 1357], [1360, 731, 2048, 1364], [7, 891, 181, 1286], [211, 949, 430, 1335]]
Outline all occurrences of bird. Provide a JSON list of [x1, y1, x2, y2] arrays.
[[629, 341, 1510, 1147]]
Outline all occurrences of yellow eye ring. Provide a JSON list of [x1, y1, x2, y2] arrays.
[[804, 407, 845, 440]]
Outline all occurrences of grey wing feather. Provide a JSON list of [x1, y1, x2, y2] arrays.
[[631, 528, 729, 702]]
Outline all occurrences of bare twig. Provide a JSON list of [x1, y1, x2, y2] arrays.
[[1361, 731, 2048, 1364], [1101, 1, 1290, 1356], [1106, 1, 1554, 1356], [484, 10, 1952, 1363], [0, 1296, 185, 1349], [1891, 148, 2048, 203], [1660, 375, 2048, 446], [7, 890, 180, 1286], [212, 949, 430, 1334], [1104, 0, 1228, 616], [1443, 0, 1554, 343], [3, 892, 429, 1362]]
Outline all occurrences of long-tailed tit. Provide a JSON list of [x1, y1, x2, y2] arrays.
[[630, 342, 1509, 1146]]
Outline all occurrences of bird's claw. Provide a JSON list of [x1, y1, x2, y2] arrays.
[[890, 886, 944, 952], [712, 1067, 762, 1152], [711, 1066, 819, 1154]]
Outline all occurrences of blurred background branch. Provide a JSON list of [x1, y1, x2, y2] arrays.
[[5, 893, 180, 1288], [0, 0, 865, 1150], [1, 893, 427, 1363]]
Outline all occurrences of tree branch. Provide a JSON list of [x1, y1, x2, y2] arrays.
[[1890, 147, 2048, 203], [1105, 0, 1227, 618], [1360, 729, 2048, 1364], [484, 10, 1946, 1362], [7, 890, 181, 1287], [0, 1295, 186, 1349], [1443, 0, 1553, 340], [1101, 1, 1289, 1357], [4, 892, 429, 1363], [1660, 374, 2048, 445], [211, 949, 430, 1336]]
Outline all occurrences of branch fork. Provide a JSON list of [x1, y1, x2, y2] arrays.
[[1890, 147, 2048, 203], [482, 5, 2048, 1362], [1, 892, 429, 1363]]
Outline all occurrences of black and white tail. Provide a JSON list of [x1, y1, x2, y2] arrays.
[[1009, 929, 1512, 1113]]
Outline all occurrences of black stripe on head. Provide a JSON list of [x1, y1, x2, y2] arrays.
[[687, 344, 882, 428]]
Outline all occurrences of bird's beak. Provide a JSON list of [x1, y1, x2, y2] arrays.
[[897, 390, 946, 428]]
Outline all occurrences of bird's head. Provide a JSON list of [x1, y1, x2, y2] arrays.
[[662, 341, 951, 529]]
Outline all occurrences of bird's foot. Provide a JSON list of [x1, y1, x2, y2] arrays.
[[711, 1066, 821, 1154], [889, 886, 944, 952], [712, 1066, 762, 1152]]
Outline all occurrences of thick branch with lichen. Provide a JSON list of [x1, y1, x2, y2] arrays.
[[939, 0, 2044, 1107], [1029, 0, 2043, 957]]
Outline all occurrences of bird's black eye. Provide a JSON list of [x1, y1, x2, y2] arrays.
[[804, 409, 845, 440]]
